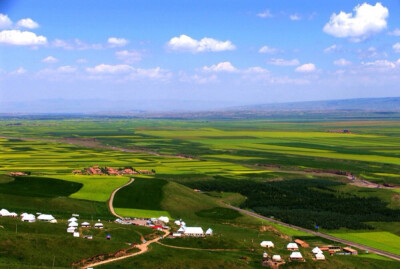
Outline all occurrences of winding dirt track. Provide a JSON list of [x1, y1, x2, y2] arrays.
[[108, 177, 135, 219], [228, 205, 400, 262]]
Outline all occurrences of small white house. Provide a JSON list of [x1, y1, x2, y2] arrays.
[[67, 227, 76, 233], [312, 247, 322, 254], [315, 253, 325, 260], [68, 221, 79, 227], [287, 242, 299, 251], [73, 232, 80, 238], [205, 228, 213, 236], [158, 216, 169, 223], [81, 221, 91, 227], [94, 222, 104, 229], [37, 214, 55, 222], [68, 217, 78, 222], [0, 209, 10, 216], [290, 252, 303, 260], [183, 227, 204, 237], [260, 241, 274, 248], [21, 214, 36, 222], [272, 255, 282, 262]]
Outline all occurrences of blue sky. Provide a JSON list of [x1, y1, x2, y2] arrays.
[[1, 0, 400, 112]]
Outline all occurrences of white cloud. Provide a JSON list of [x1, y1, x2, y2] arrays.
[[115, 50, 142, 63], [267, 58, 299, 66], [167, 34, 236, 53], [180, 73, 219, 84], [393, 43, 400, 53], [0, 14, 12, 29], [363, 59, 397, 69], [10, 67, 27, 75], [295, 63, 316, 73], [42, 56, 58, 63], [388, 28, 400, 36], [259, 45, 278, 54], [243, 66, 269, 74], [16, 18, 39, 29], [290, 14, 301, 21], [76, 58, 88, 63], [86, 64, 133, 74], [257, 9, 273, 18], [323, 3, 388, 42], [37, 66, 77, 76], [323, 44, 340, 53], [107, 37, 129, 47], [0, 30, 47, 46], [334, 58, 352, 66], [51, 38, 103, 50], [203, 61, 237, 72]]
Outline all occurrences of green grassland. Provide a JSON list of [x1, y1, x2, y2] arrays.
[[1, 117, 400, 267]]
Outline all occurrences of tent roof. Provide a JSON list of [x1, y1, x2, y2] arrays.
[[68, 221, 78, 227], [315, 253, 325, 259], [38, 214, 55, 220], [183, 227, 204, 234], [68, 217, 78, 222], [312, 247, 322, 254], [290, 252, 303, 258], [287, 243, 299, 248]]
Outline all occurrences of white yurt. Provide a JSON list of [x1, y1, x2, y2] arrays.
[[174, 220, 181, 226], [9, 212, 18, 218], [67, 227, 76, 233], [312, 247, 322, 254], [22, 214, 36, 222], [272, 255, 282, 262], [260, 241, 274, 248], [315, 253, 325, 260], [287, 242, 299, 250], [68, 221, 79, 227], [158, 216, 169, 223], [50, 219, 57, 223], [68, 217, 78, 222], [73, 232, 80, 238], [263, 252, 268, 258], [81, 221, 91, 227], [0, 209, 10, 216], [180, 221, 186, 227], [37, 214, 55, 222], [290, 252, 303, 260], [94, 222, 104, 229], [205, 228, 213, 236]]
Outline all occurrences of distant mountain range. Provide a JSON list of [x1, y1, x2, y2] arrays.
[[231, 97, 400, 112]]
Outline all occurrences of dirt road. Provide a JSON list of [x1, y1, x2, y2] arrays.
[[228, 205, 400, 262], [108, 177, 135, 219]]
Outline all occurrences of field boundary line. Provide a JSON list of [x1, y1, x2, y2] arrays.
[[227, 204, 400, 262]]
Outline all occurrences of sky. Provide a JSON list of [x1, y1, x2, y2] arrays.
[[1, 0, 400, 112]]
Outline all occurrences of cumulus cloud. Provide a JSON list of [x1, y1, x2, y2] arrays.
[[393, 43, 400, 53], [115, 50, 142, 63], [107, 37, 129, 47], [259, 45, 279, 54], [42, 56, 58, 63], [51, 38, 103, 50], [362, 59, 397, 69], [257, 9, 273, 18], [203, 61, 237, 72], [290, 14, 301, 21], [10, 67, 27, 75], [267, 58, 299, 66], [323, 3, 388, 42], [295, 63, 316, 72], [0, 30, 47, 45], [85, 64, 171, 80], [333, 58, 352, 66], [167, 34, 236, 53], [0, 14, 12, 29], [388, 28, 400, 36], [16, 18, 39, 29]]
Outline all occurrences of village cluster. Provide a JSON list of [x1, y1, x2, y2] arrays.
[[67, 216, 105, 239], [72, 166, 154, 176], [260, 238, 358, 265]]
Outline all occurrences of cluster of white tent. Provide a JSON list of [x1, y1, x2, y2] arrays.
[[1, 209, 57, 223], [312, 247, 326, 260], [260, 241, 283, 262], [67, 216, 104, 237], [172, 219, 212, 237]]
